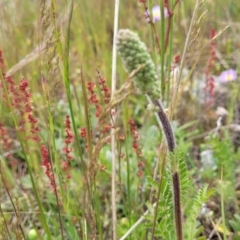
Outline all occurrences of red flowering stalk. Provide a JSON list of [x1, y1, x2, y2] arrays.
[[80, 127, 87, 138], [79, 126, 89, 153], [62, 115, 74, 179], [128, 119, 141, 156], [0, 51, 41, 143], [0, 51, 41, 165], [128, 119, 144, 178], [0, 123, 14, 155], [18, 78, 41, 142], [87, 82, 101, 118], [204, 28, 216, 106], [86, 72, 113, 137], [0, 50, 4, 70], [97, 70, 111, 104], [0, 51, 22, 113], [41, 145, 57, 192], [97, 71, 114, 140]]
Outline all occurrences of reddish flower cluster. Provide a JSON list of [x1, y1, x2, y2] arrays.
[[80, 127, 87, 138], [19, 78, 41, 142], [62, 115, 74, 179], [119, 134, 125, 141], [0, 51, 22, 112], [79, 126, 90, 152], [128, 119, 141, 155], [128, 119, 144, 178], [41, 145, 56, 192], [99, 165, 106, 171], [173, 54, 181, 65], [0, 123, 13, 153], [87, 72, 112, 119], [87, 82, 101, 118], [86, 73, 113, 138], [97, 71, 111, 104], [137, 161, 144, 178], [0, 50, 4, 69], [204, 28, 216, 106], [0, 51, 40, 143], [102, 124, 112, 134]]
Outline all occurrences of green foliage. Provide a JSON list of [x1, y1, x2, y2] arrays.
[[175, 148, 190, 203], [145, 168, 175, 239], [174, 120, 199, 153], [229, 214, 240, 238], [144, 149, 213, 240], [184, 185, 214, 240], [202, 134, 239, 182], [200, 133, 240, 207], [144, 149, 192, 239]]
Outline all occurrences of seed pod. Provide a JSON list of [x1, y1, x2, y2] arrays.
[[116, 29, 161, 99]]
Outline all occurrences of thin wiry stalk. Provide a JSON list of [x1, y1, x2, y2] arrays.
[[166, 0, 174, 107], [111, 0, 120, 238], [122, 100, 132, 229], [172, 171, 183, 240], [0, 163, 26, 240], [159, 0, 166, 97], [0, 204, 11, 239], [6, 6, 68, 77], [149, 146, 167, 240], [220, 165, 227, 240], [171, 0, 200, 115], [49, 0, 86, 171], [119, 202, 157, 240]]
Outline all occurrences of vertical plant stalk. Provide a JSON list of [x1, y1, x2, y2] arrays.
[[116, 29, 182, 239], [220, 165, 227, 240], [0, 163, 26, 240], [119, 202, 157, 240], [172, 171, 182, 240], [151, 98, 175, 152], [171, 0, 200, 118], [147, 96, 182, 240], [111, 0, 120, 239]]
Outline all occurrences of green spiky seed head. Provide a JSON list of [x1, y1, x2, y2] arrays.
[[116, 29, 161, 99]]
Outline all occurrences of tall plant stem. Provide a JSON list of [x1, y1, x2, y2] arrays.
[[172, 171, 183, 240], [147, 95, 182, 240], [111, 0, 120, 239]]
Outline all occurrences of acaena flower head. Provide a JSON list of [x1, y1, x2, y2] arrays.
[[116, 29, 161, 99]]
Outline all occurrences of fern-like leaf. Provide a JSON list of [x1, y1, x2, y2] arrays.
[[184, 185, 214, 240]]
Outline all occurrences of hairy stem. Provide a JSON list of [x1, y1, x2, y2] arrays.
[[172, 171, 183, 240], [147, 95, 182, 240], [151, 98, 175, 151]]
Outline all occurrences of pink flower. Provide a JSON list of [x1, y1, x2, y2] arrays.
[[218, 69, 237, 83], [152, 5, 169, 22]]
